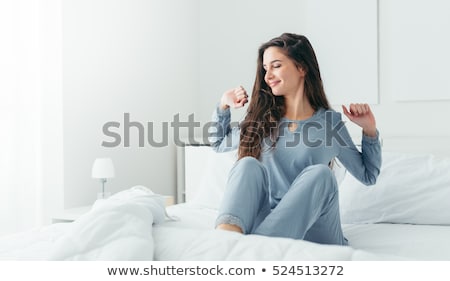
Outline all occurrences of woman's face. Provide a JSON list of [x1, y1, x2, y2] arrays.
[[262, 46, 305, 97]]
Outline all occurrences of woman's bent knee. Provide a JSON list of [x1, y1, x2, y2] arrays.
[[234, 156, 264, 171], [230, 156, 268, 182], [296, 164, 337, 193]]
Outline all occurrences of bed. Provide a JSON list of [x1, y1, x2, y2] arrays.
[[1, 136, 450, 261], [174, 137, 450, 261]]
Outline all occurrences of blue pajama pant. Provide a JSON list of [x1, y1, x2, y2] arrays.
[[215, 157, 348, 246]]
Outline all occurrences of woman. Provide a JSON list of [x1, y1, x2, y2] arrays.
[[209, 33, 381, 245]]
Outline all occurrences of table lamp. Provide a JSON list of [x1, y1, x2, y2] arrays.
[[91, 157, 115, 199]]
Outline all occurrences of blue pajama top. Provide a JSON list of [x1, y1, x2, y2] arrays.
[[209, 106, 382, 207]]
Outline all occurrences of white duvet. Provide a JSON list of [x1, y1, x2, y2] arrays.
[[0, 187, 390, 261], [50, 186, 166, 260]]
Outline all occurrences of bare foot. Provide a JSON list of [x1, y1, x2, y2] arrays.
[[216, 223, 243, 234]]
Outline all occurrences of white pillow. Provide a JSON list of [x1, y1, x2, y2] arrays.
[[190, 149, 237, 209], [339, 151, 450, 225]]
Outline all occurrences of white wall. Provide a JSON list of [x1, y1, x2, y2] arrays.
[[62, 0, 199, 208], [197, 0, 379, 124], [372, 0, 450, 138], [197, 0, 307, 123], [60, 0, 450, 211], [197, 0, 450, 137]]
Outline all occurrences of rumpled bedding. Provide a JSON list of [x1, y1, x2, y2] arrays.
[[0, 187, 392, 261], [49, 185, 165, 260]]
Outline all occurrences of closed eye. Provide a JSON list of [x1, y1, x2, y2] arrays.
[[263, 59, 282, 70]]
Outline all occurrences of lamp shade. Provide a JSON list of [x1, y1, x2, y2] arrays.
[[91, 158, 115, 179]]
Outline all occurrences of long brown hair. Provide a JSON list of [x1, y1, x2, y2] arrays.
[[238, 33, 331, 160]]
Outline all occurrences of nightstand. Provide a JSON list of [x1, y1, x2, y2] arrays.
[[163, 195, 175, 206], [52, 195, 175, 223]]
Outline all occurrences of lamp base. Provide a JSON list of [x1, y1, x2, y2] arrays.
[[97, 192, 111, 200]]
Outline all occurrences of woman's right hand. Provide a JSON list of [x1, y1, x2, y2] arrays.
[[219, 86, 248, 110]]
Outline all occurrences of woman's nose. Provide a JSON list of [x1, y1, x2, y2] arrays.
[[265, 69, 273, 81]]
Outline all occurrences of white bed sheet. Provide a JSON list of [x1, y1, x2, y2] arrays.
[[0, 203, 379, 261], [156, 203, 450, 261], [153, 212, 382, 261], [2, 202, 449, 261], [153, 204, 389, 261], [344, 223, 450, 260], [0, 223, 68, 260]]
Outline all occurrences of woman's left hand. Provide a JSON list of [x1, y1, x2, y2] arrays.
[[342, 104, 377, 137]]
